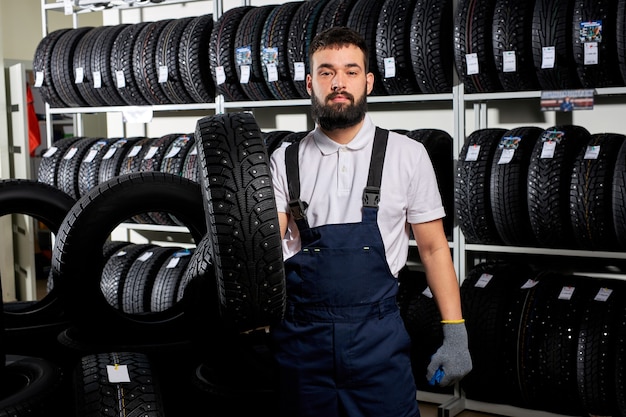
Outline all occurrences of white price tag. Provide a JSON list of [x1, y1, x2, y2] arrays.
[[584, 145, 600, 159], [266, 63, 278, 82], [166, 257, 181, 269], [474, 273, 493, 288], [93, 71, 102, 89], [127, 145, 142, 158], [115, 70, 126, 88], [103, 147, 116, 160], [43, 147, 58, 158], [558, 286, 575, 300], [137, 251, 153, 262], [465, 53, 479, 75], [158, 65, 168, 83], [143, 146, 159, 160], [34, 71, 44, 87], [75, 67, 84, 84], [520, 279, 539, 289], [215, 66, 226, 85], [594, 287, 613, 302], [239, 65, 251, 84], [293, 62, 305, 81], [540, 141, 556, 158], [164, 147, 181, 158], [84, 149, 98, 163], [106, 364, 131, 383], [583, 42, 598, 65], [64, 147, 78, 160], [502, 51, 516, 72], [541, 46, 556, 69], [497, 148, 515, 164], [384, 57, 396, 78], [465, 145, 480, 161]]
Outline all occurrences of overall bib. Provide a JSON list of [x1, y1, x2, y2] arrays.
[[271, 128, 420, 417]]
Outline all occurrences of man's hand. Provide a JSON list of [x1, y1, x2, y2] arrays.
[[426, 322, 472, 386]]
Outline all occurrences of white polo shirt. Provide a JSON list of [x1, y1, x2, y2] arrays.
[[269, 115, 445, 277]]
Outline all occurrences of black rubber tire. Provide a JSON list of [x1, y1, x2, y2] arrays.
[[100, 243, 157, 310], [121, 245, 182, 314], [235, 5, 277, 101], [316, 0, 358, 33], [72, 351, 165, 417], [195, 112, 285, 332], [517, 274, 590, 415], [375, 0, 421, 95], [73, 26, 109, 107], [460, 261, 534, 406], [454, 0, 502, 93], [572, 0, 624, 88], [0, 356, 65, 417], [110, 22, 152, 106], [527, 125, 591, 248], [97, 136, 145, 187], [454, 128, 506, 244], [409, 0, 454, 93], [286, 0, 332, 98], [576, 278, 625, 416], [150, 248, 194, 313], [179, 14, 215, 103], [570, 133, 625, 251], [132, 19, 174, 105], [0, 179, 76, 358], [155, 17, 196, 104], [612, 137, 626, 250], [491, 0, 540, 91], [77, 137, 119, 198], [209, 6, 253, 102], [91, 24, 130, 106], [37, 136, 84, 189], [531, 0, 581, 90], [32, 28, 71, 108], [490, 126, 544, 246], [260, 1, 302, 100], [346, 0, 387, 96], [56, 137, 103, 200], [51, 172, 206, 344]]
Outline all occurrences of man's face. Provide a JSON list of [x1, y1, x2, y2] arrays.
[[307, 45, 374, 131]]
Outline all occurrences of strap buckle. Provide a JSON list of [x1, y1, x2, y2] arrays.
[[288, 199, 308, 220], [362, 186, 380, 208]]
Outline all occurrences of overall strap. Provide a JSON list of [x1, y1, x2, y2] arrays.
[[285, 141, 310, 230], [363, 127, 389, 208], [284, 127, 390, 229]]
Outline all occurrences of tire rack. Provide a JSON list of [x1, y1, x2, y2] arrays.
[[35, 1, 626, 417]]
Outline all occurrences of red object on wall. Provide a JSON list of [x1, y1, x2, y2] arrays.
[[26, 83, 41, 156]]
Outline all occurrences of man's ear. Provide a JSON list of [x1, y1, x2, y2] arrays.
[[306, 74, 312, 95], [366, 72, 374, 95]]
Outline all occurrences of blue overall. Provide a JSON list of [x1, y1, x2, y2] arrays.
[[271, 128, 420, 417]]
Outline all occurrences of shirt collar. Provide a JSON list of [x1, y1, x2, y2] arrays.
[[313, 114, 374, 155]]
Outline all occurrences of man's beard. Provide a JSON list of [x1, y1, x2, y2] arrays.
[[310, 88, 368, 131]]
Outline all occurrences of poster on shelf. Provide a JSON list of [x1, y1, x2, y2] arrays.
[[540, 89, 595, 112]]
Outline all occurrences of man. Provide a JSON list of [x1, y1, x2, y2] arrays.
[[559, 96, 574, 112], [269, 26, 472, 417]]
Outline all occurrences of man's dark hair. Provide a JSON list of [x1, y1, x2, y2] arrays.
[[308, 26, 369, 72]]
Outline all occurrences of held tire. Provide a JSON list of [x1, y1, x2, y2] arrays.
[[195, 112, 285, 332]]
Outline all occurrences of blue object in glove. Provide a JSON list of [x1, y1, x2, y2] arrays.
[[426, 322, 472, 387], [429, 366, 445, 386]]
